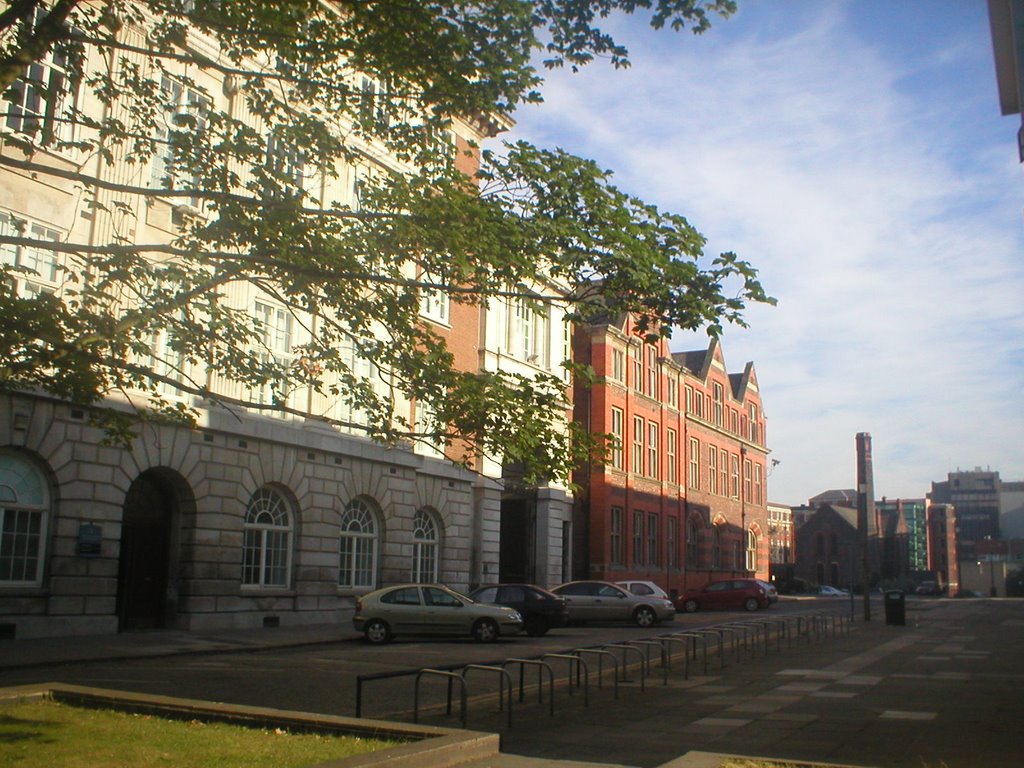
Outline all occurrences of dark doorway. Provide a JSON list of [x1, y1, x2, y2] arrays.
[[117, 472, 174, 631], [499, 495, 535, 583]]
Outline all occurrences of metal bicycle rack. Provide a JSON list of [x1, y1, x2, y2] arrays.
[[542, 652, 590, 706], [503, 658, 555, 716], [462, 664, 514, 727], [359, 608, 853, 729], [572, 647, 620, 698]]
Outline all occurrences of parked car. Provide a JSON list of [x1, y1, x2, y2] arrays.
[[352, 584, 522, 644], [677, 578, 770, 613], [915, 581, 943, 596], [616, 580, 670, 599], [817, 585, 850, 597], [552, 580, 676, 627], [470, 583, 569, 637], [755, 579, 779, 603]]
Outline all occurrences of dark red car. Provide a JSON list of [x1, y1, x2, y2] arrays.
[[677, 578, 770, 613]]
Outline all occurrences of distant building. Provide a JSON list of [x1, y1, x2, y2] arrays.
[[809, 489, 857, 507], [792, 504, 869, 590], [766, 502, 793, 570], [1000, 481, 1024, 538], [876, 498, 928, 580], [929, 470, 1003, 562], [926, 503, 959, 592]]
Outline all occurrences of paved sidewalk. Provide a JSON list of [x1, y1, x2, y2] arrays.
[[2, 598, 1022, 767]]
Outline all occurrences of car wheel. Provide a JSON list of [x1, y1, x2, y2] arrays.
[[744, 597, 759, 612], [633, 605, 656, 628], [364, 619, 391, 645], [683, 599, 698, 613], [473, 618, 500, 642], [524, 615, 549, 637]]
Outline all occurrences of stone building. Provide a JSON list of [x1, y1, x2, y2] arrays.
[[0, 7, 570, 638]]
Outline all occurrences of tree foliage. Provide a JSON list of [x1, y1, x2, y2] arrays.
[[0, 0, 768, 484]]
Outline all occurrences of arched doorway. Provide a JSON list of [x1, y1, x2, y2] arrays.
[[117, 470, 180, 631]]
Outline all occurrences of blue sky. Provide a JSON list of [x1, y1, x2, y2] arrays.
[[498, 0, 1024, 505]]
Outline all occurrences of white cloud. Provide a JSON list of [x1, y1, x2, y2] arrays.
[[501, 1, 1024, 503]]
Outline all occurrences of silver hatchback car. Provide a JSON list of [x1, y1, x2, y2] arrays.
[[353, 584, 523, 644], [552, 580, 675, 627]]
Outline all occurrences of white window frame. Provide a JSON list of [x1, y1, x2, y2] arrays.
[[647, 421, 658, 479], [1, 212, 63, 298], [242, 487, 292, 588], [418, 274, 450, 325], [666, 428, 677, 484], [610, 407, 624, 470], [688, 438, 700, 489], [0, 451, 49, 586], [3, 30, 78, 147], [412, 508, 441, 583], [339, 498, 379, 590], [611, 348, 625, 383], [610, 506, 623, 565], [632, 416, 644, 475]]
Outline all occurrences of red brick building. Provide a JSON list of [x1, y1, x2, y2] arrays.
[[572, 316, 770, 598]]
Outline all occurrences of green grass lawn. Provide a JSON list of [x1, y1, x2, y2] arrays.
[[0, 698, 398, 767]]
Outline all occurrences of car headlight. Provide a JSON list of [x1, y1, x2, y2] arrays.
[[509, 610, 523, 621]]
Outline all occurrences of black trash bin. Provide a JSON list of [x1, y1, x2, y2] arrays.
[[884, 590, 905, 626]]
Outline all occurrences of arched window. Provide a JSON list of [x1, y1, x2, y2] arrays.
[[686, 518, 700, 569], [711, 525, 722, 570], [411, 508, 440, 583], [745, 529, 757, 572], [339, 498, 379, 590], [242, 487, 292, 588], [0, 451, 49, 585]]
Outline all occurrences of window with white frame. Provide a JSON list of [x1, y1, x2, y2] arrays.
[[731, 454, 740, 499], [253, 300, 294, 411], [0, 213, 63, 298], [708, 447, 718, 494], [359, 75, 389, 131], [610, 506, 623, 565], [610, 407, 624, 470], [666, 428, 677, 484], [647, 421, 658, 479], [0, 451, 49, 585], [334, 334, 376, 432], [3, 28, 78, 146], [647, 512, 658, 566], [719, 449, 728, 497], [745, 528, 757, 572], [265, 129, 306, 198], [242, 487, 292, 588], [412, 508, 440, 583], [610, 347, 625, 383], [693, 391, 704, 420], [509, 293, 549, 366], [645, 346, 658, 398], [744, 458, 753, 502], [632, 510, 644, 565], [414, 398, 445, 458], [749, 404, 760, 443], [754, 463, 763, 506], [667, 375, 678, 409], [713, 382, 724, 426], [418, 274, 449, 325], [667, 516, 678, 570], [630, 346, 642, 390], [687, 438, 700, 489], [338, 497, 379, 589], [150, 74, 211, 212], [684, 385, 693, 413], [632, 416, 644, 475]]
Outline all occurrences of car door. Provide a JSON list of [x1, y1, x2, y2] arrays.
[[558, 582, 600, 620], [702, 581, 732, 609], [378, 586, 428, 633], [423, 586, 468, 633], [595, 583, 631, 621]]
